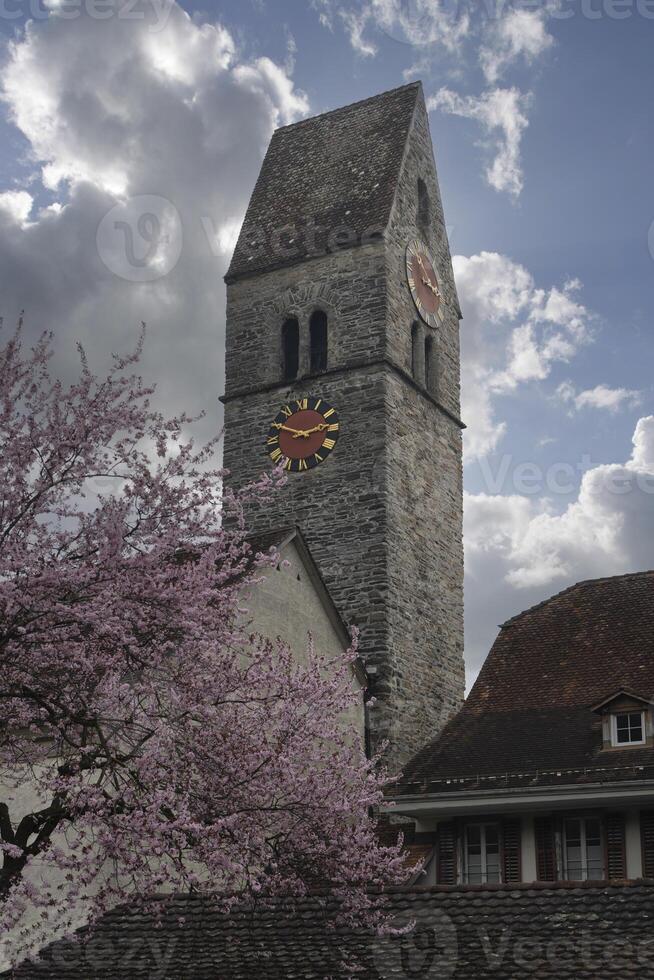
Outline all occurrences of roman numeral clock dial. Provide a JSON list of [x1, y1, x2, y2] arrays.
[[406, 240, 444, 328], [266, 397, 340, 473]]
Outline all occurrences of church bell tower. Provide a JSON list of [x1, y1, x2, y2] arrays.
[[222, 82, 464, 769]]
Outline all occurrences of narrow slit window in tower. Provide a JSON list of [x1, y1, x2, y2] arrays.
[[425, 334, 434, 394], [282, 317, 299, 380], [310, 310, 328, 373], [411, 322, 421, 380]]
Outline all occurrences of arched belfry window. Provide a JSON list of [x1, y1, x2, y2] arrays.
[[424, 334, 434, 394], [282, 317, 299, 381], [411, 322, 421, 382], [310, 310, 328, 373], [418, 178, 430, 230]]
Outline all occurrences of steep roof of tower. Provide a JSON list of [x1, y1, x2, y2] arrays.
[[225, 82, 422, 283]]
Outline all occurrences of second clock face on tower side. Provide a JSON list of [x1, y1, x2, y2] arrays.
[[266, 396, 340, 473], [406, 240, 444, 328]]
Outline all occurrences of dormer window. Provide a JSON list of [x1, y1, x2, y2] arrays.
[[592, 690, 652, 750], [611, 711, 646, 747]]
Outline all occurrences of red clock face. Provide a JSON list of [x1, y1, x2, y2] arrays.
[[406, 240, 444, 328], [267, 397, 340, 473]]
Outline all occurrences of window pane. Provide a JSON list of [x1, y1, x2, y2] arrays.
[[586, 845, 604, 880], [565, 819, 582, 880], [565, 819, 581, 845], [585, 819, 601, 845], [466, 826, 481, 884], [566, 845, 584, 880], [615, 712, 644, 743], [485, 825, 499, 849], [466, 852, 482, 884], [486, 852, 501, 883]]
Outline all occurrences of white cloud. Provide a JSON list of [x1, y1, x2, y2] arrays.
[[453, 251, 593, 458], [0, 190, 33, 225], [557, 382, 642, 414], [233, 57, 311, 126], [429, 87, 530, 197], [339, 8, 378, 55], [0, 2, 308, 436], [317, 2, 556, 197], [369, 0, 470, 52], [314, 0, 470, 55], [464, 416, 654, 682], [480, 9, 554, 84], [140, 19, 235, 85]]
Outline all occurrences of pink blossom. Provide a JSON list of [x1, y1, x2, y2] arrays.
[[0, 324, 407, 964]]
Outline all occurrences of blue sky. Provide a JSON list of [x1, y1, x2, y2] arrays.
[[0, 0, 652, 683]]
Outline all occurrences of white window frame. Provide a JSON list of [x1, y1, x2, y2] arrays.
[[610, 710, 646, 747], [463, 822, 502, 885], [562, 816, 605, 882]]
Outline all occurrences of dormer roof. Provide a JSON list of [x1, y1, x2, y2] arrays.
[[591, 689, 654, 714]]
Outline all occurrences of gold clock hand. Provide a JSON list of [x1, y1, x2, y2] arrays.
[[422, 277, 441, 298], [272, 423, 310, 437]]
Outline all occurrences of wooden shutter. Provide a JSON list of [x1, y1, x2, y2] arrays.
[[502, 819, 522, 883], [605, 813, 627, 880], [436, 821, 458, 884], [535, 817, 557, 881], [641, 811, 654, 878]]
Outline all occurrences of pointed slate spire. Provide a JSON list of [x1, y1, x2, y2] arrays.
[[225, 82, 422, 283]]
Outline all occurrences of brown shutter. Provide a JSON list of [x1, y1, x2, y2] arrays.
[[502, 819, 522, 883], [436, 821, 458, 884], [535, 817, 557, 881], [605, 813, 627, 880], [641, 811, 654, 878]]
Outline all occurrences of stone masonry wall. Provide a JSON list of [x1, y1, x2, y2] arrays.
[[381, 88, 465, 760], [222, 89, 464, 770]]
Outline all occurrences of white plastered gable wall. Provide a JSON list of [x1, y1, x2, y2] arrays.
[[242, 531, 366, 746]]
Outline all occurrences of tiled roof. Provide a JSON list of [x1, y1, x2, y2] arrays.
[[9, 881, 654, 978], [225, 83, 422, 282], [399, 571, 654, 793]]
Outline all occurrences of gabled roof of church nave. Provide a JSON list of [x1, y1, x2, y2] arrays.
[[396, 569, 654, 794], [10, 882, 654, 978], [226, 82, 423, 282]]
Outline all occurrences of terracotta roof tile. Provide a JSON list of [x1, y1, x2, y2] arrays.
[[399, 571, 654, 791]]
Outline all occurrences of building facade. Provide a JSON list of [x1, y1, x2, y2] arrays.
[[389, 571, 654, 886], [221, 82, 465, 768]]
